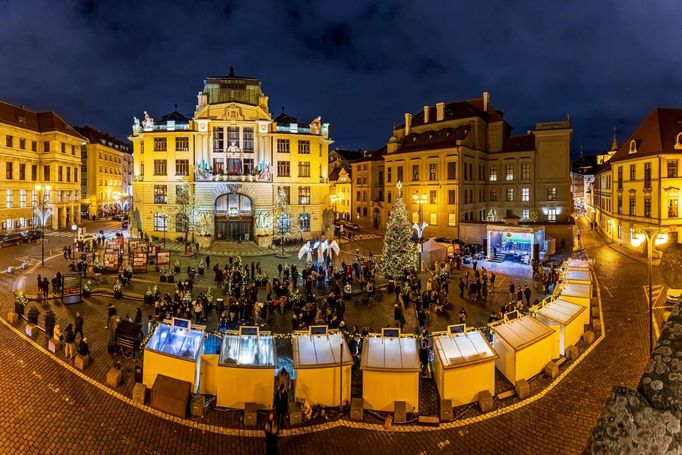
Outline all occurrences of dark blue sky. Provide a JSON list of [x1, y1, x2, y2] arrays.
[[1, 0, 680, 156]]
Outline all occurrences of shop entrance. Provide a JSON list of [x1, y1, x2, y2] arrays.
[[214, 193, 253, 242]]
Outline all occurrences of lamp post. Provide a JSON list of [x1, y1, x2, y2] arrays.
[[34, 184, 52, 267], [412, 192, 427, 271], [631, 225, 668, 353]]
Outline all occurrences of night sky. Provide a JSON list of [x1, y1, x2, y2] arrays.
[[1, 0, 681, 157]]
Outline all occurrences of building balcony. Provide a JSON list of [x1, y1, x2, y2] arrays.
[[195, 169, 272, 183]]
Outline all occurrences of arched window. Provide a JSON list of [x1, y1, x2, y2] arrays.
[[215, 194, 252, 216], [629, 140, 638, 154]]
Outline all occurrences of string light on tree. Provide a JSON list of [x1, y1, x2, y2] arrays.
[[378, 181, 418, 279]]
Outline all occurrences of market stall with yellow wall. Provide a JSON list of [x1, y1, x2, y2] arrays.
[[535, 298, 589, 357], [565, 258, 591, 271], [360, 330, 420, 413], [216, 327, 276, 409], [558, 282, 592, 308], [564, 269, 591, 286], [432, 325, 497, 406], [292, 327, 352, 407], [491, 313, 556, 384]]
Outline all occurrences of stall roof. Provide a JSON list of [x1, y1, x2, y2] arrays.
[[292, 333, 353, 368], [146, 323, 204, 361], [565, 270, 590, 283], [219, 334, 276, 368], [537, 298, 586, 326], [566, 258, 591, 270], [559, 283, 591, 298], [422, 238, 448, 253], [360, 336, 420, 372], [492, 316, 554, 351], [433, 331, 498, 369]]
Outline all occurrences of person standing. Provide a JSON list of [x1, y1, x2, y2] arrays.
[[524, 285, 532, 306], [42, 277, 49, 299], [205, 255, 211, 269], [264, 411, 279, 454], [458, 278, 465, 298], [490, 272, 496, 291], [74, 312, 84, 342], [274, 384, 288, 428], [393, 304, 404, 329], [63, 324, 75, 359]]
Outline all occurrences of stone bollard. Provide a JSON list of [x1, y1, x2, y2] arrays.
[[106, 367, 122, 387], [7, 312, 18, 325], [566, 345, 579, 361], [48, 338, 63, 354], [478, 390, 493, 412], [515, 379, 530, 399], [132, 383, 147, 404], [75, 354, 90, 370], [190, 395, 205, 417], [289, 402, 303, 425], [583, 330, 595, 345], [544, 361, 559, 379], [25, 324, 39, 340]]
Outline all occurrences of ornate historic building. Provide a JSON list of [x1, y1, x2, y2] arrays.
[[0, 100, 83, 231], [594, 108, 682, 250], [129, 69, 333, 246], [75, 126, 132, 219]]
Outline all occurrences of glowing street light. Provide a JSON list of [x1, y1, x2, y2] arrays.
[[34, 184, 52, 267], [413, 192, 428, 271], [631, 225, 668, 353]]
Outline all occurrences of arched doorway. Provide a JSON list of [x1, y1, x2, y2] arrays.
[[215, 193, 253, 241]]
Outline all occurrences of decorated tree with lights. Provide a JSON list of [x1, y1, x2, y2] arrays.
[[378, 182, 418, 279]]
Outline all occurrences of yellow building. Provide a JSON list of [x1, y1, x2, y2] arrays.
[[0, 101, 83, 231], [328, 165, 352, 221], [130, 69, 333, 246], [75, 126, 132, 219], [350, 150, 385, 229], [370, 93, 573, 246], [594, 108, 682, 250]]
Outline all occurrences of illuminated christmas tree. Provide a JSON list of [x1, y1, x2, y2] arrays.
[[378, 181, 418, 279]]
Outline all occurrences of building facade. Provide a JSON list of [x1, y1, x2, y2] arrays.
[[75, 126, 132, 219], [0, 101, 83, 231], [366, 93, 572, 243], [594, 108, 682, 250], [130, 69, 333, 246], [328, 165, 352, 221], [350, 149, 385, 230]]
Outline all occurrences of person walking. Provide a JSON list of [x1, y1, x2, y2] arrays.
[[393, 304, 405, 329], [205, 255, 211, 269], [63, 324, 76, 359], [264, 411, 279, 454], [42, 277, 49, 299], [458, 278, 465, 298], [524, 285, 532, 306], [74, 312, 84, 342], [274, 384, 288, 428], [490, 272, 496, 290]]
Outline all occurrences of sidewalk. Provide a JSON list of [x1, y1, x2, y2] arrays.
[[576, 215, 660, 266]]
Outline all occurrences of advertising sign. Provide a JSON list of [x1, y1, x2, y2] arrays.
[[62, 273, 82, 304]]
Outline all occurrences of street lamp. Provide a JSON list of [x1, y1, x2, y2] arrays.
[[34, 184, 52, 267], [412, 192, 428, 271], [631, 225, 668, 353]]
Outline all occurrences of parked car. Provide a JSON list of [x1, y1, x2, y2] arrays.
[[666, 288, 682, 305], [0, 233, 26, 247], [343, 222, 360, 231], [21, 230, 43, 241]]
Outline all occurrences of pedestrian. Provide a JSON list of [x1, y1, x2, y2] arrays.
[[106, 303, 117, 329], [490, 272, 496, 290], [42, 277, 49, 299], [458, 278, 465, 298], [275, 384, 288, 428], [74, 312, 84, 342], [509, 282, 515, 301], [524, 285, 532, 306], [205, 255, 211, 269], [63, 323, 75, 359], [419, 334, 430, 377], [134, 307, 142, 324], [278, 263, 283, 279], [264, 411, 279, 455], [37, 274, 42, 294], [393, 303, 404, 329], [458, 307, 467, 324]]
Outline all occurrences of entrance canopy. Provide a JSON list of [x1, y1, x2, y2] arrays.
[[486, 225, 545, 265]]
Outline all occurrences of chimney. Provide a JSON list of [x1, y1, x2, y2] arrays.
[[483, 91, 490, 112], [423, 106, 430, 124], [436, 102, 445, 121], [404, 113, 412, 135]]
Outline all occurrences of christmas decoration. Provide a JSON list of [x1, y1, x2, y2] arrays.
[[486, 209, 497, 222], [378, 181, 418, 279]]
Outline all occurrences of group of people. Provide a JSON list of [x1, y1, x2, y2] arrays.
[[36, 272, 63, 299]]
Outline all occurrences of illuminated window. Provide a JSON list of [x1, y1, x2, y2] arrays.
[[521, 209, 530, 220], [298, 140, 310, 154], [175, 160, 189, 176], [668, 199, 679, 218], [298, 186, 311, 205], [19, 190, 26, 208], [277, 161, 290, 177], [489, 165, 497, 181], [298, 213, 310, 231], [547, 208, 556, 222], [506, 188, 514, 202], [212, 127, 224, 151], [175, 137, 189, 152], [243, 127, 254, 153], [521, 187, 530, 202], [298, 161, 310, 178], [521, 162, 531, 180], [429, 163, 438, 181], [153, 185, 167, 204], [153, 160, 167, 175], [547, 187, 557, 201], [153, 213, 167, 232], [505, 164, 514, 181], [430, 190, 437, 204], [5, 190, 12, 208]]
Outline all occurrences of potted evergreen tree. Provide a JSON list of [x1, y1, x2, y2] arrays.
[[198, 259, 206, 275], [174, 259, 181, 274], [25, 306, 40, 339], [44, 310, 56, 338], [83, 280, 93, 298], [113, 280, 123, 299], [14, 291, 27, 318]]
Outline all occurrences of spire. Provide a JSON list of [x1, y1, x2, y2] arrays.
[[228, 66, 235, 77], [611, 127, 618, 151]]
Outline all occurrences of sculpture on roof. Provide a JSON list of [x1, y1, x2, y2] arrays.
[[142, 111, 154, 130], [132, 117, 141, 134], [310, 116, 322, 135]]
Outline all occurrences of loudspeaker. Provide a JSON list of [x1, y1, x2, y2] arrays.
[[150, 374, 191, 418], [394, 401, 407, 423], [132, 382, 147, 404], [440, 399, 452, 421], [244, 402, 258, 427], [350, 398, 364, 421]]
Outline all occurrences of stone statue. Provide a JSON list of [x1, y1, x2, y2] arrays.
[[132, 117, 141, 134], [310, 116, 322, 135], [142, 111, 154, 130], [226, 140, 240, 154]]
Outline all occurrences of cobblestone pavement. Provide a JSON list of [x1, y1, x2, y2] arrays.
[[0, 216, 655, 453]]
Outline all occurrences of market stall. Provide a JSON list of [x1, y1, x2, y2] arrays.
[[292, 326, 352, 407], [565, 258, 591, 271], [143, 319, 204, 393], [535, 298, 589, 357], [557, 282, 592, 308], [216, 326, 276, 409], [432, 325, 497, 406], [491, 312, 556, 383], [563, 269, 591, 286], [420, 238, 448, 269], [360, 329, 420, 412]]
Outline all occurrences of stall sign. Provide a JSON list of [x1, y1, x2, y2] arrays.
[[156, 251, 171, 267], [62, 273, 82, 304]]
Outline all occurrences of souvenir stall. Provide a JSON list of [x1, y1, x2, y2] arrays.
[[360, 329, 420, 412], [216, 326, 276, 409], [491, 312, 556, 383], [291, 326, 353, 407], [557, 282, 592, 309], [563, 269, 591, 286], [432, 325, 498, 406], [565, 258, 591, 271], [535, 298, 589, 357], [143, 319, 205, 393]]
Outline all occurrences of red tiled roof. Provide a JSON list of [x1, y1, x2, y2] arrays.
[[504, 134, 535, 152], [0, 100, 84, 140], [610, 108, 682, 162], [394, 125, 471, 154], [397, 97, 506, 129], [74, 126, 131, 153]]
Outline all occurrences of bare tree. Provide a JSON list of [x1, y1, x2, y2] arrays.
[[165, 183, 202, 251]]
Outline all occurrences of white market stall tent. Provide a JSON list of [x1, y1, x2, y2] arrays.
[[432, 325, 497, 406], [360, 329, 420, 412], [564, 269, 591, 285], [292, 326, 353, 407], [535, 298, 589, 357], [421, 238, 448, 269], [565, 258, 591, 271], [558, 282, 592, 309], [491, 312, 556, 384], [216, 327, 276, 409]]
